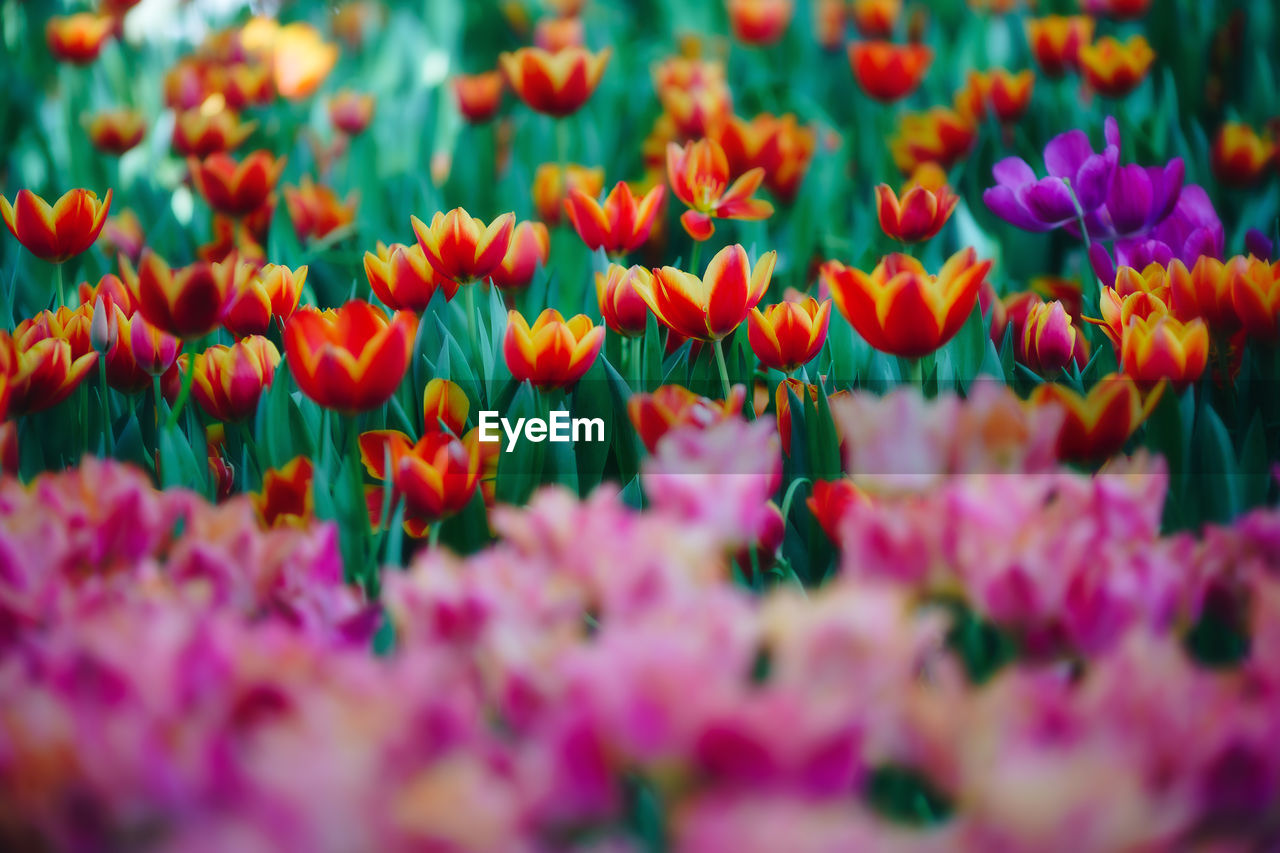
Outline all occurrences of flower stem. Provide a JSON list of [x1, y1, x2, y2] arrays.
[[165, 354, 196, 430], [556, 117, 570, 179], [713, 337, 732, 400], [53, 263, 66, 308], [97, 357, 111, 457], [690, 240, 703, 276], [345, 413, 373, 589]]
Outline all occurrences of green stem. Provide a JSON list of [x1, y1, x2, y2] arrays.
[[690, 239, 704, 276], [78, 384, 88, 458], [908, 357, 923, 392], [556, 117, 570, 180], [6, 247, 22, 330], [627, 334, 643, 391], [428, 521, 442, 551], [463, 282, 477, 362], [97, 357, 111, 457], [165, 353, 196, 429], [345, 413, 372, 586], [53, 263, 66, 309], [713, 338, 732, 400]]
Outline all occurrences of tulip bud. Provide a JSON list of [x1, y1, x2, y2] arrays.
[[90, 297, 117, 355], [1021, 300, 1084, 374]]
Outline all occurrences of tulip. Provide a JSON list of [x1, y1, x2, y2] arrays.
[[565, 181, 666, 257], [359, 430, 481, 529], [748, 297, 831, 373], [637, 244, 777, 342], [135, 251, 241, 339], [815, 0, 847, 49], [252, 456, 315, 528], [78, 271, 139, 317], [490, 221, 550, 291], [875, 173, 958, 244], [452, 71, 506, 123], [0, 188, 112, 264], [189, 150, 285, 218], [171, 108, 257, 158], [1020, 300, 1088, 374], [851, 0, 900, 39], [9, 319, 98, 416], [1025, 15, 1094, 78], [423, 378, 470, 437], [329, 90, 375, 136], [596, 264, 653, 337], [1031, 374, 1163, 463], [806, 478, 870, 546], [1120, 314, 1209, 391], [199, 214, 268, 265], [666, 138, 775, 241], [653, 58, 733, 138], [847, 41, 932, 102], [726, 0, 795, 46], [189, 335, 281, 422], [206, 425, 235, 501], [99, 209, 145, 262], [532, 163, 604, 226], [220, 62, 275, 110], [283, 177, 357, 243], [499, 46, 611, 116], [821, 248, 991, 358], [1168, 256, 1247, 335], [284, 301, 418, 413], [1231, 257, 1280, 342], [504, 309, 605, 389], [535, 17, 584, 52], [129, 313, 182, 377], [85, 109, 146, 156], [46, 13, 115, 64], [223, 264, 308, 338], [1078, 35, 1155, 98], [712, 113, 817, 202], [627, 384, 747, 453], [774, 378, 849, 457], [101, 305, 159, 394], [888, 108, 976, 174], [988, 69, 1035, 123], [1089, 282, 1170, 352], [271, 22, 339, 100], [365, 241, 458, 312], [411, 208, 516, 284], [1211, 124, 1275, 188]]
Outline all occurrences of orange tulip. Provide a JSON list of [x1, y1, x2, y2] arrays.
[[135, 251, 241, 339], [987, 69, 1035, 123], [774, 378, 849, 457], [748, 297, 831, 373], [532, 163, 604, 226], [1211, 124, 1275, 188], [252, 456, 315, 529], [596, 264, 653, 337], [271, 22, 339, 100], [1231, 257, 1280, 342], [666, 138, 774, 241], [365, 241, 459, 312], [1120, 314, 1209, 391], [329, 90, 375, 136], [499, 46, 611, 116], [1078, 35, 1155, 97], [490, 221, 550, 291], [874, 172, 958, 244], [1089, 280, 1170, 351], [503, 309, 604, 389], [851, 0, 901, 39], [46, 13, 115, 64], [453, 71, 506, 123], [9, 310, 98, 415], [712, 113, 817, 203], [637, 244, 778, 341], [821, 248, 991, 358], [814, 0, 847, 49], [223, 263, 307, 338], [1, 188, 111, 264], [410, 208, 516, 284], [726, 0, 795, 46], [1020, 300, 1089, 374], [627, 384, 747, 453], [85, 109, 146, 156], [359, 430, 481, 529], [129, 312, 182, 377], [653, 58, 733, 139], [190, 335, 281, 422], [171, 108, 257, 158], [1168, 256, 1246, 335], [847, 41, 932, 102], [807, 478, 870, 546], [888, 107, 976, 174], [189, 150, 285, 217], [1025, 15, 1094, 78], [1031, 374, 1163, 463], [284, 301, 418, 413], [423, 378, 470, 437], [78, 271, 139, 317], [565, 181, 666, 257], [283, 177, 357, 243]]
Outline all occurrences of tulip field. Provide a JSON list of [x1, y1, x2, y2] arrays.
[[4, 0, 1280, 848]]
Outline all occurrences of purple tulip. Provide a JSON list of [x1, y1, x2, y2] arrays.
[[983, 117, 1120, 232], [1246, 228, 1274, 261], [1089, 185, 1224, 283], [1081, 158, 1186, 240]]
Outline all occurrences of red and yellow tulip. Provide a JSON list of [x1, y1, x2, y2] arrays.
[[135, 251, 241, 339], [888, 108, 976, 174], [627, 384, 747, 453], [1078, 35, 1155, 98], [223, 264, 307, 338], [1020, 300, 1088, 374], [725, 0, 795, 46], [847, 41, 933, 102], [1120, 314, 1209, 391], [1, 188, 112, 264], [189, 150, 286, 218], [411, 208, 516, 284], [748, 297, 831, 373], [423, 378, 470, 437], [452, 71, 506, 123], [1211, 124, 1275, 188], [9, 309, 98, 415], [712, 113, 817, 203], [1230, 256, 1280, 343], [283, 177, 357, 243], [532, 163, 604, 226], [874, 168, 958, 244], [775, 378, 849, 457], [252, 456, 315, 529], [364, 242, 459, 312], [666, 138, 775, 241], [329, 90, 375, 136], [85, 109, 146, 156], [171, 108, 257, 158], [284, 301, 418, 413], [503, 308, 605, 389], [1168, 256, 1247, 335], [1025, 15, 1094, 78], [46, 13, 115, 64], [1031, 374, 1163, 464], [596, 264, 653, 337], [490, 221, 550, 291], [499, 46, 611, 117], [360, 430, 481, 534], [637, 244, 778, 341], [190, 335, 281, 422], [565, 181, 666, 257], [851, 0, 901, 39]]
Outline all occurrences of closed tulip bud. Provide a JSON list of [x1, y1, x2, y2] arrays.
[[1, 188, 112, 264], [565, 181, 665, 257], [252, 456, 315, 528], [748, 297, 831, 373], [129, 313, 182, 377], [90, 297, 116, 355], [874, 177, 958, 244], [284, 301, 418, 413], [726, 0, 795, 46], [806, 478, 871, 546], [847, 41, 933, 102], [365, 241, 458, 312], [46, 13, 115, 64], [627, 384, 747, 453], [1231, 256, 1280, 342], [596, 264, 653, 337], [532, 163, 604, 226], [359, 430, 481, 526], [423, 378, 470, 436], [1020, 300, 1087, 374], [1079, 35, 1156, 98], [190, 335, 280, 422], [638, 244, 778, 341], [1031, 374, 1164, 464], [99, 305, 153, 394], [452, 71, 506, 124], [189, 150, 286, 218], [328, 90, 375, 136], [135, 251, 240, 339], [1025, 15, 1094, 78], [499, 46, 611, 117], [490, 221, 550, 291], [411, 208, 515, 284], [822, 248, 991, 358], [1211, 123, 1275, 188], [85, 109, 146, 156], [1120, 314, 1209, 391], [504, 309, 605, 389], [171, 108, 257, 158]]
